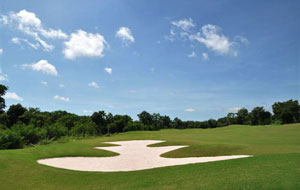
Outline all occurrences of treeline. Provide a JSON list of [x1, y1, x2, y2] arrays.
[[0, 84, 299, 149]]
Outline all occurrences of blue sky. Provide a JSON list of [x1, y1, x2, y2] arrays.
[[0, 0, 299, 120]]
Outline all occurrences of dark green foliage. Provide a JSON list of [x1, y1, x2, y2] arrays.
[[236, 108, 248, 124], [91, 111, 108, 134], [11, 124, 45, 145], [217, 117, 228, 127], [272, 99, 300, 124], [123, 121, 145, 131], [0, 96, 298, 150], [137, 111, 153, 125], [248, 107, 272, 125], [0, 84, 8, 114], [172, 117, 185, 129], [7, 104, 27, 127], [71, 120, 97, 137], [0, 129, 23, 149], [0, 113, 9, 129], [45, 124, 68, 140]]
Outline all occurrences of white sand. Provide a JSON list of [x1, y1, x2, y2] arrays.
[[37, 140, 251, 172]]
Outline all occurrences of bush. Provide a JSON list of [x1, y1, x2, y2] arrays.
[[0, 129, 23, 149], [11, 123, 46, 145], [71, 121, 97, 137], [45, 124, 68, 139], [123, 122, 145, 132]]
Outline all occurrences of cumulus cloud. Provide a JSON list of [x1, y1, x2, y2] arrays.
[[202, 52, 209, 60], [1, 10, 67, 51], [88, 81, 99, 88], [54, 95, 69, 102], [22, 60, 58, 76], [227, 107, 241, 113], [166, 19, 248, 57], [171, 18, 195, 31], [63, 30, 108, 60], [184, 108, 196, 112], [104, 67, 112, 74], [4, 92, 23, 101], [115, 27, 135, 45], [187, 51, 196, 58], [190, 24, 236, 55], [0, 74, 8, 82], [0, 49, 3, 54]]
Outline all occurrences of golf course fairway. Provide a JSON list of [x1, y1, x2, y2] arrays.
[[0, 123, 299, 190]]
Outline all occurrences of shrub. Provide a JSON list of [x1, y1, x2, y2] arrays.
[[11, 123, 46, 145], [71, 121, 97, 137], [45, 124, 68, 139], [0, 129, 23, 149], [123, 122, 144, 132]]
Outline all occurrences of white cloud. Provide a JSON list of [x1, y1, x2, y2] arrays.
[[235, 35, 249, 44], [0, 74, 8, 82], [54, 95, 69, 102], [171, 18, 195, 31], [190, 24, 237, 56], [3, 92, 23, 101], [63, 30, 108, 60], [1, 10, 67, 51], [22, 59, 58, 76], [116, 27, 135, 45], [187, 51, 196, 58], [88, 81, 99, 88], [41, 81, 47, 85], [104, 67, 112, 74], [166, 19, 248, 57], [59, 84, 64, 88], [184, 108, 196, 112], [227, 107, 241, 113], [202, 52, 209, 60], [11, 37, 40, 49], [0, 49, 3, 54], [11, 37, 20, 44]]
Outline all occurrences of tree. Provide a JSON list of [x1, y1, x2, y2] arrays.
[[91, 111, 107, 134], [272, 100, 300, 124], [0, 84, 8, 114], [138, 111, 153, 125], [236, 108, 248, 124], [172, 117, 185, 129], [227, 112, 237, 125], [248, 107, 271, 125], [7, 104, 27, 127], [160, 115, 172, 129], [208, 119, 218, 128]]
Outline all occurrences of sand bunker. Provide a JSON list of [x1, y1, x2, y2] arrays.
[[37, 140, 251, 172]]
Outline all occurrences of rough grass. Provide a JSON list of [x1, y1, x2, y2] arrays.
[[0, 123, 299, 190]]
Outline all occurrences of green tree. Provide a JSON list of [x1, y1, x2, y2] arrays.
[[236, 108, 249, 124], [272, 99, 300, 124], [91, 111, 107, 134], [172, 117, 185, 129], [7, 104, 27, 127], [0, 84, 8, 114], [248, 107, 271, 125], [137, 111, 153, 125]]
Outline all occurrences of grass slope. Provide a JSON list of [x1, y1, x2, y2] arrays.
[[0, 124, 299, 190]]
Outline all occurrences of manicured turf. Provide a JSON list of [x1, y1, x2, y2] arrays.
[[0, 124, 299, 190]]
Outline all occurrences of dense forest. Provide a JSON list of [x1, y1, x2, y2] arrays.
[[0, 84, 299, 150]]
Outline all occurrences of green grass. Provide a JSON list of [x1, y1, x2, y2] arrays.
[[0, 123, 299, 190]]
